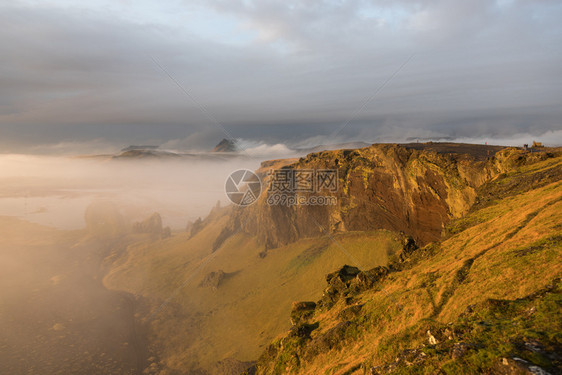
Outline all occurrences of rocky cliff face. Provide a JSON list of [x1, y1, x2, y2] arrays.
[[227, 143, 527, 248], [248, 146, 562, 375], [132, 212, 171, 239]]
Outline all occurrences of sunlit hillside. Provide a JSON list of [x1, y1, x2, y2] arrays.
[[252, 149, 562, 374]]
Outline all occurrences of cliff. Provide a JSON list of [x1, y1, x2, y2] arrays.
[[227, 143, 552, 249], [101, 142, 561, 375], [250, 146, 562, 375]]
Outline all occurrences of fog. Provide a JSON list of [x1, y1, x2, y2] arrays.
[[0, 152, 278, 230], [0, 148, 295, 374], [1, 130, 559, 231]]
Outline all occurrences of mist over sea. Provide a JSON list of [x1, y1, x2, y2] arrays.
[[0, 153, 266, 230]]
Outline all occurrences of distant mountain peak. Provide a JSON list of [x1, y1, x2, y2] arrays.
[[212, 138, 238, 152], [121, 145, 159, 152]]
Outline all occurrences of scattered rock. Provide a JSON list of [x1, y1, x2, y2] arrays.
[[199, 270, 226, 290], [326, 265, 361, 284], [498, 357, 552, 375], [427, 330, 438, 345], [398, 236, 418, 262], [350, 266, 388, 293], [133, 213, 163, 234], [319, 265, 391, 308], [189, 217, 204, 238], [320, 265, 360, 307], [133, 213, 171, 238], [288, 322, 319, 339], [290, 302, 316, 326], [523, 339, 544, 353]]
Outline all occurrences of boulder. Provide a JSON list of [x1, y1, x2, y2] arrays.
[[199, 270, 226, 290], [350, 266, 389, 293], [320, 265, 361, 307]]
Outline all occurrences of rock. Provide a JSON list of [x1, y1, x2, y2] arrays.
[[320, 266, 361, 308], [427, 330, 438, 345], [354, 266, 389, 290], [326, 265, 361, 284], [189, 217, 204, 238], [527, 306, 537, 316], [320, 265, 390, 308], [212, 226, 235, 252], [290, 302, 317, 326], [199, 270, 226, 290], [523, 339, 544, 353], [228, 143, 517, 250], [288, 322, 319, 339], [399, 236, 418, 262], [133, 213, 164, 236], [497, 357, 552, 375]]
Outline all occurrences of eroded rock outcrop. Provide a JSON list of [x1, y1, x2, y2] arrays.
[[199, 270, 226, 290], [132, 213, 171, 239], [227, 143, 526, 249]]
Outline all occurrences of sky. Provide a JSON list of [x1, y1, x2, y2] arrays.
[[2, 0, 562, 153]]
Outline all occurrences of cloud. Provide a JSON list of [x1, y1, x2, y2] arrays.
[[1, 0, 562, 153]]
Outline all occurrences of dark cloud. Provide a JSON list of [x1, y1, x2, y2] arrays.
[[1, 0, 562, 153]]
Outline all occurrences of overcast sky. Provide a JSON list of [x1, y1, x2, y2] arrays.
[[2, 0, 562, 153]]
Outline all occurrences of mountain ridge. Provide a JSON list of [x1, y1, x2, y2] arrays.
[[226, 143, 543, 250]]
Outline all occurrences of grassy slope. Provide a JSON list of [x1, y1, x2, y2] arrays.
[[254, 153, 562, 374], [103, 214, 404, 373]]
